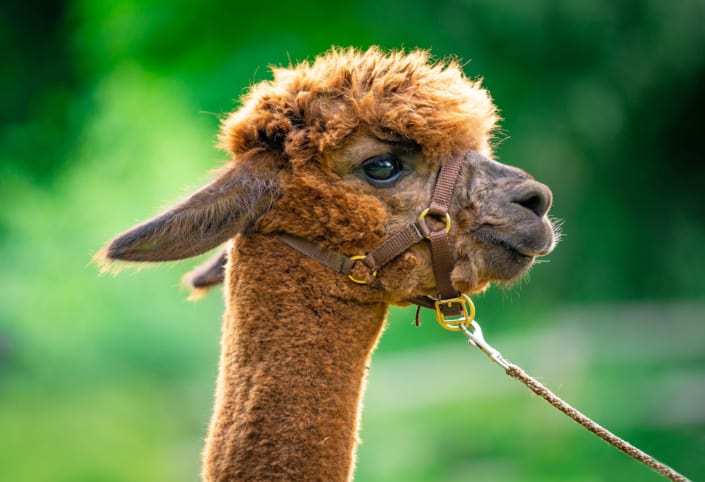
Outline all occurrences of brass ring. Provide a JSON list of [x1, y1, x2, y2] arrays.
[[417, 208, 451, 238], [348, 255, 378, 284], [434, 294, 476, 331]]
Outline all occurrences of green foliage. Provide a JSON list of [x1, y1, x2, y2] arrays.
[[1, 0, 703, 480]]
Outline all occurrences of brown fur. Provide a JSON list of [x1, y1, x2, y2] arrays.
[[97, 47, 555, 481], [219, 47, 497, 169], [202, 234, 388, 481]]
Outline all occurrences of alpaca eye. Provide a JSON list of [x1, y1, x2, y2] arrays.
[[361, 155, 403, 185]]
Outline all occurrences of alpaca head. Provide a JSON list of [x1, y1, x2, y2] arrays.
[[99, 47, 555, 303]]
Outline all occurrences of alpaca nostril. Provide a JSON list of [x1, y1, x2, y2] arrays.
[[517, 194, 544, 216], [512, 182, 552, 218]]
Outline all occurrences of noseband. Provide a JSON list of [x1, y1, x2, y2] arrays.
[[278, 151, 477, 329]]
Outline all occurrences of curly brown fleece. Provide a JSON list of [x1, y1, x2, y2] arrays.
[[220, 47, 497, 167]]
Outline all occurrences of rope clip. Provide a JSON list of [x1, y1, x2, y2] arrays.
[[460, 320, 510, 370]]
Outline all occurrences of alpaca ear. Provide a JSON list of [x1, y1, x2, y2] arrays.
[[97, 157, 280, 265], [182, 246, 228, 298]]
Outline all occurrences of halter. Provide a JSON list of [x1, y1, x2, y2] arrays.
[[278, 151, 479, 330]]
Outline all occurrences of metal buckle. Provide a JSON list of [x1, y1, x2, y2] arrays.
[[348, 255, 378, 284], [417, 208, 451, 239], [434, 294, 476, 331]]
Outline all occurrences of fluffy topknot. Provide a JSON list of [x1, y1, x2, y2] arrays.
[[219, 47, 499, 165]]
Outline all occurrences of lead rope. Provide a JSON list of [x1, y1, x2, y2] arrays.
[[457, 317, 690, 482]]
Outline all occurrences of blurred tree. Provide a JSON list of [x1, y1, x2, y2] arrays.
[[0, 0, 81, 182]]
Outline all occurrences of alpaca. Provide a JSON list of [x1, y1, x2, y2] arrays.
[[97, 47, 555, 481]]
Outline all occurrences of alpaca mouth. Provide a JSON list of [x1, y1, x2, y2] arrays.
[[493, 237, 534, 259], [472, 227, 554, 259]]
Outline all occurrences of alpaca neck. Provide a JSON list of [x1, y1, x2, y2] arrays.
[[202, 234, 388, 481]]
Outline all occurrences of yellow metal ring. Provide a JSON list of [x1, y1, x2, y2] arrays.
[[434, 294, 476, 331], [418, 208, 451, 234], [348, 255, 378, 284]]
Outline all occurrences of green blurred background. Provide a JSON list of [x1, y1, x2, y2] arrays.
[[2, 0, 704, 480]]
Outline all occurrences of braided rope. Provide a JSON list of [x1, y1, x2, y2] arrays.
[[504, 363, 689, 481], [458, 321, 690, 481]]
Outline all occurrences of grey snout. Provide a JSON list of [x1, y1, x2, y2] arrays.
[[465, 151, 553, 219]]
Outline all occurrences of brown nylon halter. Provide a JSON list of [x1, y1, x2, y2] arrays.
[[278, 151, 470, 317]]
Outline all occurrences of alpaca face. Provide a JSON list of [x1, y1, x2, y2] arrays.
[[254, 129, 555, 302], [219, 48, 556, 300], [329, 132, 556, 298]]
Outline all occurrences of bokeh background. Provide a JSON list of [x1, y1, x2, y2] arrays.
[[2, 0, 704, 480]]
